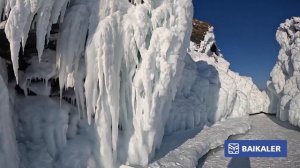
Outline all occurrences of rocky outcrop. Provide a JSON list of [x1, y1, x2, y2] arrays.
[[191, 19, 221, 56], [191, 19, 211, 45], [267, 17, 300, 127]]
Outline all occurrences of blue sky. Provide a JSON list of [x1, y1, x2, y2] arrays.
[[193, 0, 300, 89]]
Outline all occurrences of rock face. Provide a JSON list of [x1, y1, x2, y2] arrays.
[[191, 20, 221, 56], [267, 17, 300, 127], [165, 22, 269, 134], [191, 19, 211, 45]]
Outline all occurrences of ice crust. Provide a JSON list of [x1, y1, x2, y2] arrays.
[[0, 75, 19, 168], [267, 17, 300, 127]]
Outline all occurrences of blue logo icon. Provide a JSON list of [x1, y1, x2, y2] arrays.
[[225, 140, 287, 157], [228, 143, 239, 154]]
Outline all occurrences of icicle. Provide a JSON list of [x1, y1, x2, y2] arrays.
[[45, 78, 48, 88], [3, 0, 194, 167], [56, 1, 89, 116], [83, 0, 193, 166], [4, 0, 31, 82], [21, 13, 34, 52], [36, 1, 55, 61], [51, 0, 69, 24], [74, 57, 86, 118], [4, 0, 70, 81]]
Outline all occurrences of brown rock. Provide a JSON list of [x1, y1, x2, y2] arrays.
[[191, 19, 211, 45]]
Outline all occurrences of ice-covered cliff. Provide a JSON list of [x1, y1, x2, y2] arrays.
[[165, 22, 269, 134], [0, 0, 276, 167], [0, 0, 193, 167], [267, 17, 300, 127]]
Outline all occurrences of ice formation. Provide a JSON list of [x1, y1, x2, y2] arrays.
[[165, 27, 269, 134], [14, 96, 97, 168], [1, 0, 194, 167], [0, 20, 6, 29], [3, 0, 70, 82], [56, 0, 89, 90], [56, 0, 89, 115], [84, 1, 193, 166], [16, 96, 70, 167], [18, 49, 57, 96], [0, 75, 19, 168], [150, 116, 250, 168], [267, 17, 300, 127], [0, 0, 285, 167]]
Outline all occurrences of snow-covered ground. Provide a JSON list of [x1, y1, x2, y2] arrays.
[[148, 117, 250, 168], [198, 113, 300, 168]]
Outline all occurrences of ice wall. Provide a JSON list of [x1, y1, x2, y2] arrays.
[[0, 75, 19, 168], [165, 27, 269, 134], [0, 0, 275, 165], [267, 17, 300, 127], [15, 96, 86, 168], [84, 1, 193, 166], [1, 0, 193, 167]]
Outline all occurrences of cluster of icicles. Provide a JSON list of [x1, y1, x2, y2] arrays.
[[0, 0, 193, 167]]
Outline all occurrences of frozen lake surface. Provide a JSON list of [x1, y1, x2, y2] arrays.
[[198, 113, 300, 168]]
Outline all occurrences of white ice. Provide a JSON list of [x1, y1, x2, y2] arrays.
[[83, 0, 193, 166], [3, 0, 69, 82], [2, 1, 293, 168], [2, 0, 194, 167], [56, 0, 89, 96], [165, 30, 269, 134], [267, 17, 300, 127]]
